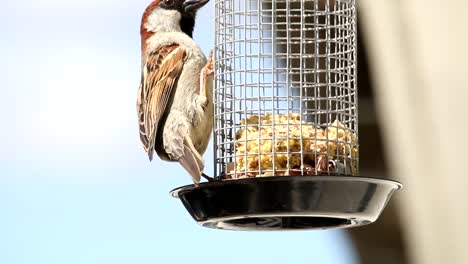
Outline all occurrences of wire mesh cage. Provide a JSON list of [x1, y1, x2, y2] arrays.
[[214, 0, 358, 179]]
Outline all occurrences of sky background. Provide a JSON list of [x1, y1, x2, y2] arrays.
[[1, 0, 358, 263]]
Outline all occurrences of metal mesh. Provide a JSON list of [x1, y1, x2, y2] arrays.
[[214, 0, 358, 179]]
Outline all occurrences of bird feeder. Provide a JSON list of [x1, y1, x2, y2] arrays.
[[171, 0, 401, 230]]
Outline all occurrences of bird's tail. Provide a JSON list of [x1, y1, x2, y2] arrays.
[[178, 136, 204, 184]]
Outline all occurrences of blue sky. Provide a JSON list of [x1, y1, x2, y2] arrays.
[[1, 0, 357, 263]]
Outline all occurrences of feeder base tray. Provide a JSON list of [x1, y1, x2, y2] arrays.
[[171, 176, 401, 231]]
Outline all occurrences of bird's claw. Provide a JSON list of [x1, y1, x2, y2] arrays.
[[199, 50, 213, 98], [205, 50, 214, 76], [201, 173, 219, 182]]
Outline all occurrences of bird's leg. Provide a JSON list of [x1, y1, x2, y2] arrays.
[[199, 50, 214, 98]]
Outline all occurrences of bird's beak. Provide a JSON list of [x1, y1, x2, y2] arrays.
[[182, 0, 209, 13]]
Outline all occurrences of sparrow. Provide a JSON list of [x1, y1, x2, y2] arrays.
[[137, 0, 214, 184]]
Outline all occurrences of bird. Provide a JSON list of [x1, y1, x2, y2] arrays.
[[137, 0, 214, 184]]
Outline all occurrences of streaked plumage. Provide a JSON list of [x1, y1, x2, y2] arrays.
[[137, 0, 213, 183]]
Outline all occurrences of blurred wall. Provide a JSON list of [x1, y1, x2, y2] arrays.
[[346, 21, 407, 264], [358, 0, 468, 264]]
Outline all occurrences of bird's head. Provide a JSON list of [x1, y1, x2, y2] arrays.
[[140, 0, 209, 48]]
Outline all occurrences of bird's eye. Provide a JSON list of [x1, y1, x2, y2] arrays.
[[164, 0, 173, 5]]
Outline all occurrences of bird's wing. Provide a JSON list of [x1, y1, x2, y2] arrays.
[[137, 44, 186, 160]]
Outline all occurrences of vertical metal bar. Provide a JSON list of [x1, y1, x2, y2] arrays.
[[332, 0, 338, 175], [313, 0, 319, 176], [325, 0, 332, 175], [340, 0, 347, 173], [271, 0, 277, 176], [348, 0, 353, 173], [257, 0, 262, 176], [351, 0, 359, 175], [229, 0, 235, 178], [296, 0, 303, 175], [213, 0, 218, 178], [241, 0, 247, 177], [285, 0, 291, 174]]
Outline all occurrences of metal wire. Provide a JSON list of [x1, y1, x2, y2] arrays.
[[214, 0, 358, 179]]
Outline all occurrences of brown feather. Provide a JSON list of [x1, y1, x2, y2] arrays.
[[140, 0, 161, 53], [137, 44, 186, 160]]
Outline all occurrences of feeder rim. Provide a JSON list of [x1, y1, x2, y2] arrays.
[[170, 175, 402, 198]]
